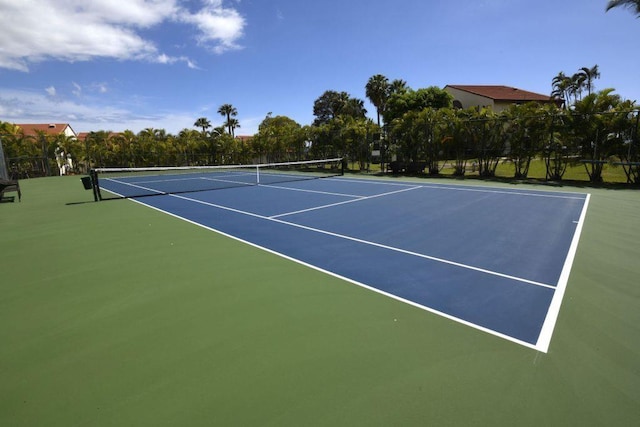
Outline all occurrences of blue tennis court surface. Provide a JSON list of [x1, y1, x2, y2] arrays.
[[101, 176, 589, 352]]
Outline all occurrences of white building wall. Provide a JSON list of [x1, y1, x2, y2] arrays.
[[445, 87, 495, 111], [62, 126, 76, 138]]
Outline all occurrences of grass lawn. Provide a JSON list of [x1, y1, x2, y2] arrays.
[[0, 175, 638, 426], [359, 157, 631, 184]]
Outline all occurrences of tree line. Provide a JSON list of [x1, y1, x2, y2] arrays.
[[0, 103, 246, 178], [308, 71, 639, 184], [1, 68, 639, 184], [383, 90, 638, 184]]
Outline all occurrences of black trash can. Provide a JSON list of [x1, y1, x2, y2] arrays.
[[81, 176, 93, 190]]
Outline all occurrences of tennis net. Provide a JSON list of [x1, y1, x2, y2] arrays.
[[89, 158, 344, 201]]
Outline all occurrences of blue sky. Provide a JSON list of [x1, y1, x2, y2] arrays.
[[0, 0, 638, 135]]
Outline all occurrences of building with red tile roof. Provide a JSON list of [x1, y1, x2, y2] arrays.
[[444, 85, 555, 112], [14, 123, 77, 138], [12, 123, 77, 176]]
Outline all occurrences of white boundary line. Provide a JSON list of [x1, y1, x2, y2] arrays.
[[535, 193, 591, 352], [102, 177, 590, 351]]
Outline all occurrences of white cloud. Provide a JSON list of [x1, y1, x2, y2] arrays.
[[155, 53, 200, 69], [180, 1, 246, 53], [1, 88, 129, 124], [0, 87, 247, 135], [0, 0, 246, 71]]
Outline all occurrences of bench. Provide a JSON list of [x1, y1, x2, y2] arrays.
[[0, 179, 21, 202]]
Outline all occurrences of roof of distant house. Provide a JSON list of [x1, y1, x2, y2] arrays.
[[445, 85, 552, 102], [14, 123, 76, 137]]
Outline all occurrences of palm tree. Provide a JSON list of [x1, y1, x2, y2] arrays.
[[578, 65, 601, 96], [606, 0, 640, 16], [218, 104, 238, 136], [228, 118, 241, 137], [570, 72, 586, 102], [365, 74, 389, 128], [193, 117, 211, 135], [342, 97, 367, 119], [113, 130, 137, 166], [85, 131, 112, 169], [551, 72, 570, 108], [571, 88, 628, 182], [389, 79, 408, 96]]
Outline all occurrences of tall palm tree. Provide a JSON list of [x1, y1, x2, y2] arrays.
[[579, 65, 601, 96], [218, 104, 238, 136], [606, 0, 640, 16], [551, 71, 570, 108], [365, 74, 389, 127], [228, 118, 241, 137], [570, 72, 586, 103]]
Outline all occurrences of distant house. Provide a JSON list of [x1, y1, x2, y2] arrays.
[[14, 123, 77, 139], [444, 85, 555, 112], [14, 123, 77, 175]]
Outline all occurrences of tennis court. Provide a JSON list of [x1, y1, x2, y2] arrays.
[[2, 175, 639, 426], [96, 166, 589, 352]]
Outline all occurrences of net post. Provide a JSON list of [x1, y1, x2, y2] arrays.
[[90, 169, 102, 201]]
